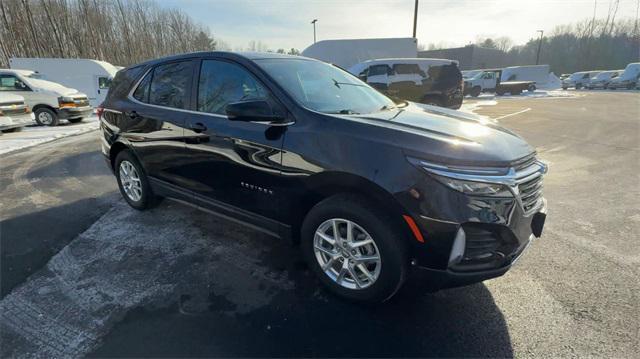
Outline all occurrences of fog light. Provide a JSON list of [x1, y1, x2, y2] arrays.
[[448, 228, 466, 266]]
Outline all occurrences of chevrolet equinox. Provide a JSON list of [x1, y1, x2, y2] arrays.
[[100, 52, 547, 302]]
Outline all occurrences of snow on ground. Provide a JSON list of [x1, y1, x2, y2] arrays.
[[0, 115, 99, 155]]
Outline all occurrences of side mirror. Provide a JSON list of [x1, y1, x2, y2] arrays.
[[225, 100, 284, 123]]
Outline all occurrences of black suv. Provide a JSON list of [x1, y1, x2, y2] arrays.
[[100, 52, 547, 302]]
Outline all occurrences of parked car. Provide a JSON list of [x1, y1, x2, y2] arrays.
[[464, 69, 536, 96], [587, 70, 622, 89], [0, 93, 34, 133], [562, 71, 601, 89], [100, 52, 547, 302], [348, 58, 464, 109], [301, 37, 418, 69], [607, 63, 640, 90], [0, 69, 92, 126], [10, 58, 120, 107], [559, 73, 571, 80]]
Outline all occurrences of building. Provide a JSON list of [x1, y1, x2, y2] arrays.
[[418, 45, 506, 70]]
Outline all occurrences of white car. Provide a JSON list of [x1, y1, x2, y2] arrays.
[[0, 69, 92, 126], [562, 71, 601, 90], [607, 63, 640, 90], [0, 93, 34, 133], [587, 70, 622, 89]]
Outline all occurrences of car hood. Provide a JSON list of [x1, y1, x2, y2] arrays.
[[349, 102, 535, 166], [24, 78, 84, 97]]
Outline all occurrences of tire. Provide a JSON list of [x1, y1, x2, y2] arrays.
[[528, 84, 536, 92], [496, 89, 505, 96], [301, 194, 408, 303], [34, 108, 59, 126], [626, 83, 634, 90], [575, 83, 582, 90], [562, 87, 568, 90], [471, 86, 481, 97], [68, 117, 83, 123], [115, 150, 161, 210]]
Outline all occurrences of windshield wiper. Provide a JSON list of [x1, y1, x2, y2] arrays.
[[332, 78, 366, 88]]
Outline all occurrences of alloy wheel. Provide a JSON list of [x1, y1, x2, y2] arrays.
[[313, 218, 382, 290], [119, 160, 143, 202]]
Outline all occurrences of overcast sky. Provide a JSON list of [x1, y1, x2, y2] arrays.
[[163, 0, 639, 51]]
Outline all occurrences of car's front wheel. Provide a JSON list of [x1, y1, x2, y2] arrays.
[[34, 108, 59, 126], [115, 150, 161, 210], [301, 194, 407, 302]]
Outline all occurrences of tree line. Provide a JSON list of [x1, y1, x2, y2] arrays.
[[0, 0, 218, 67], [425, 17, 639, 74]]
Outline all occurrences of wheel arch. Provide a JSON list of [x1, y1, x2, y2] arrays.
[[32, 104, 58, 114], [291, 171, 411, 242], [109, 141, 131, 170]]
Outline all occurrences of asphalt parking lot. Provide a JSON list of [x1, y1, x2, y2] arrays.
[[1, 91, 638, 357]]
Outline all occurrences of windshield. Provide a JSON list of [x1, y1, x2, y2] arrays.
[[256, 59, 396, 115]]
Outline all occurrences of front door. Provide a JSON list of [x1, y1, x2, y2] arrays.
[[181, 58, 287, 226]]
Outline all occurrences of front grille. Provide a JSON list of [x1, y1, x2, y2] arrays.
[[512, 153, 537, 172], [515, 160, 544, 213]]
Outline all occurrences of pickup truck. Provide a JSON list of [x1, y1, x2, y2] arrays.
[[464, 69, 536, 97]]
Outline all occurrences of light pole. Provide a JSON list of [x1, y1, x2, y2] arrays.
[[535, 30, 544, 65], [412, 0, 419, 38], [311, 19, 318, 44]]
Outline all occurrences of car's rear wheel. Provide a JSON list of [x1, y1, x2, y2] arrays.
[[471, 86, 481, 97], [115, 150, 161, 210], [528, 84, 536, 92], [34, 108, 59, 126], [301, 194, 407, 302]]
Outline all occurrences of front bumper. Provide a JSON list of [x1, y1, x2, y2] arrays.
[[0, 112, 35, 130], [396, 168, 547, 289], [58, 106, 93, 119]]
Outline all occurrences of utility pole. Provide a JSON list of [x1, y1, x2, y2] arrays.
[[311, 19, 318, 44], [412, 0, 419, 38], [535, 30, 544, 65]]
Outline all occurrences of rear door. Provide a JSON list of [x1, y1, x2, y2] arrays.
[[122, 60, 195, 188], [180, 58, 287, 228]]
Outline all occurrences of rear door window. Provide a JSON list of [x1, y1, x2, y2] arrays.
[[148, 61, 194, 109], [197, 59, 268, 115]]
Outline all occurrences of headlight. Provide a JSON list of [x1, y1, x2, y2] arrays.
[[59, 96, 74, 103], [433, 175, 513, 197], [58, 96, 76, 108]]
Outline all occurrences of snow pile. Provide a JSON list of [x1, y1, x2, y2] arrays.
[[0, 115, 99, 155], [541, 72, 562, 90]]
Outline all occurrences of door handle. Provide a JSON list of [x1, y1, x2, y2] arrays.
[[189, 122, 207, 133]]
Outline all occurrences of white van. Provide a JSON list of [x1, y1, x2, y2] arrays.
[[0, 93, 34, 133], [9, 58, 119, 107], [562, 71, 601, 89], [607, 63, 640, 90], [0, 69, 92, 126], [587, 70, 622, 89], [500, 65, 550, 87]]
